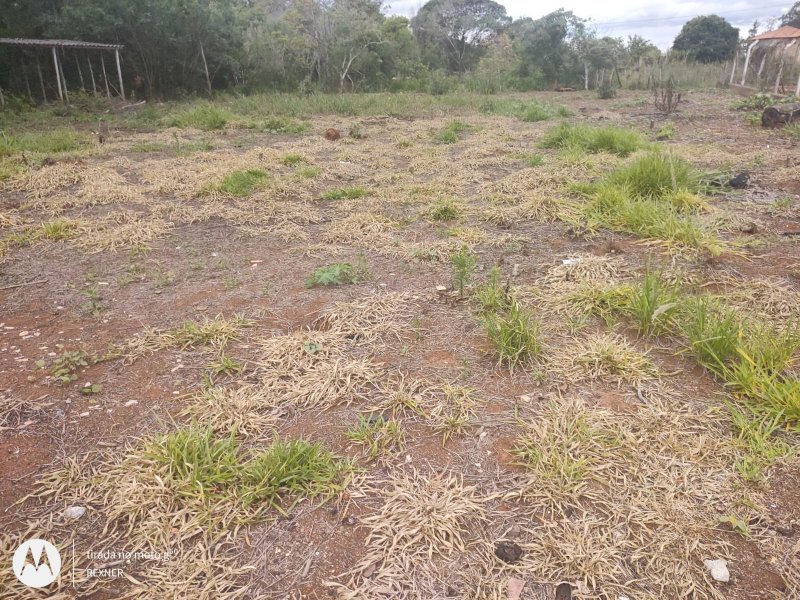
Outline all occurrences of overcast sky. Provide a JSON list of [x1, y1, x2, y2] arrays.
[[386, 0, 795, 49]]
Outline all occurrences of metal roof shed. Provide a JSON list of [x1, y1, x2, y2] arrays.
[[0, 37, 125, 105], [730, 26, 800, 95]]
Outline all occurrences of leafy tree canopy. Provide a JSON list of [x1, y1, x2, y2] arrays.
[[672, 15, 739, 63]]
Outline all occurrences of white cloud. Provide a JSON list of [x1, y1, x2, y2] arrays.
[[385, 0, 794, 48]]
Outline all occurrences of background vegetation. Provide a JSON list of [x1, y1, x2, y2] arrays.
[[1, 0, 788, 100]]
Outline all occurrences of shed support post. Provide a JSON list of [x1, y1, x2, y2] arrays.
[[57, 49, 68, 101], [76, 54, 85, 90], [114, 49, 125, 100], [37, 57, 46, 102], [729, 52, 738, 85], [88, 57, 97, 95], [741, 41, 758, 86], [774, 58, 785, 94], [101, 54, 111, 97], [52, 46, 63, 101], [756, 53, 767, 82], [22, 60, 32, 102]]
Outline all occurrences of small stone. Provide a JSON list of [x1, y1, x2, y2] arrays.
[[124, 400, 138, 407], [64, 505, 86, 520], [436, 285, 447, 292], [494, 541, 523, 564], [703, 558, 730, 583]]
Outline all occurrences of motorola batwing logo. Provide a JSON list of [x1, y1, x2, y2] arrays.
[[12, 538, 62, 588]]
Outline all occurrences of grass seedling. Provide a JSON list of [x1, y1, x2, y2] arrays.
[[305, 257, 369, 287], [473, 267, 511, 315], [450, 245, 477, 298], [625, 269, 681, 336], [346, 415, 404, 460]]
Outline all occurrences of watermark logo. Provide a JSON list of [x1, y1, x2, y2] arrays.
[[12, 538, 61, 588]]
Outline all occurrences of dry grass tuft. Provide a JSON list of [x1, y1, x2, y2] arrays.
[[540, 254, 627, 286], [314, 292, 411, 342], [555, 332, 658, 387], [322, 213, 394, 247], [428, 384, 483, 441]]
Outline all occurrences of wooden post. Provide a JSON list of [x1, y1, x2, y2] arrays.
[[75, 54, 85, 90], [88, 57, 97, 96], [796, 71, 800, 96], [36, 56, 47, 102], [0, 84, 5, 108], [22, 58, 33, 103], [729, 51, 738, 85], [57, 49, 68, 101], [114, 48, 125, 99], [756, 52, 767, 82], [52, 46, 63, 101], [199, 41, 213, 97], [741, 41, 757, 86], [101, 54, 111, 97], [774, 57, 785, 94]]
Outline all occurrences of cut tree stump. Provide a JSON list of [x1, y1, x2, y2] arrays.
[[762, 103, 800, 128]]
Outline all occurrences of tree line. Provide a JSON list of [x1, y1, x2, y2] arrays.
[[1, 0, 798, 99]]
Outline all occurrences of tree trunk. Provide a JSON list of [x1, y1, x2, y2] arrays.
[[762, 103, 800, 128]]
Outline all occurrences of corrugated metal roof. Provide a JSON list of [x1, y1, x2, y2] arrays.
[[753, 26, 800, 41], [0, 38, 123, 50]]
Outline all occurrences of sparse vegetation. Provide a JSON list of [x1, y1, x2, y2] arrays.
[[346, 415, 404, 460], [434, 120, 471, 144], [322, 186, 367, 200], [450, 245, 477, 297], [305, 257, 369, 287]]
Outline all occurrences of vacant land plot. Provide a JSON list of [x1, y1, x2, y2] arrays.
[[1, 90, 799, 599]]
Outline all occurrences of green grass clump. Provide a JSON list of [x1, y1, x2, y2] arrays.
[[540, 123, 642, 157], [240, 438, 349, 511], [514, 152, 543, 167], [169, 105, 232, 131], [296, 166, 321, 179], [428, 198, 460, 221], [40, 218, 77, 241], [729, 407, 793, 482], [259, 116, 308, 133], [322, 186, 367, 200], [147, 426, 350, 514], [281, 153, 307, 166], [680, 297, 741, 376], [216, 169, 269, 197], [434, 120, 471, 144], [624, 270, 681, 336], [609, 152, 700, 199], [582, 183, 723, 255], [147, 427, 240, 500], [305, 258, 369, 287], [483, 302, 541, 369]]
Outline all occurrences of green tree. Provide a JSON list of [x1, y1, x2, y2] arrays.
[[672, 15, 739, 63], [509, 10, 585, 86], [626, 34, 660, 64], [781, 2, 800, 28], [411, 0, 511, 72]]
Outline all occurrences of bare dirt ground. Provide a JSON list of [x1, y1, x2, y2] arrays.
[[1, 90, 799, 599]]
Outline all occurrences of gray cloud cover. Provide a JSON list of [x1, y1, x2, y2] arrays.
[[385, 0, 794, 48]]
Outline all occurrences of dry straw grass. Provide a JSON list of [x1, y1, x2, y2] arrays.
[[314, 292, 411, 342], [331, 470, 487, 598], [507, 397, 740, 600], [554, 332, 658, 387]]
